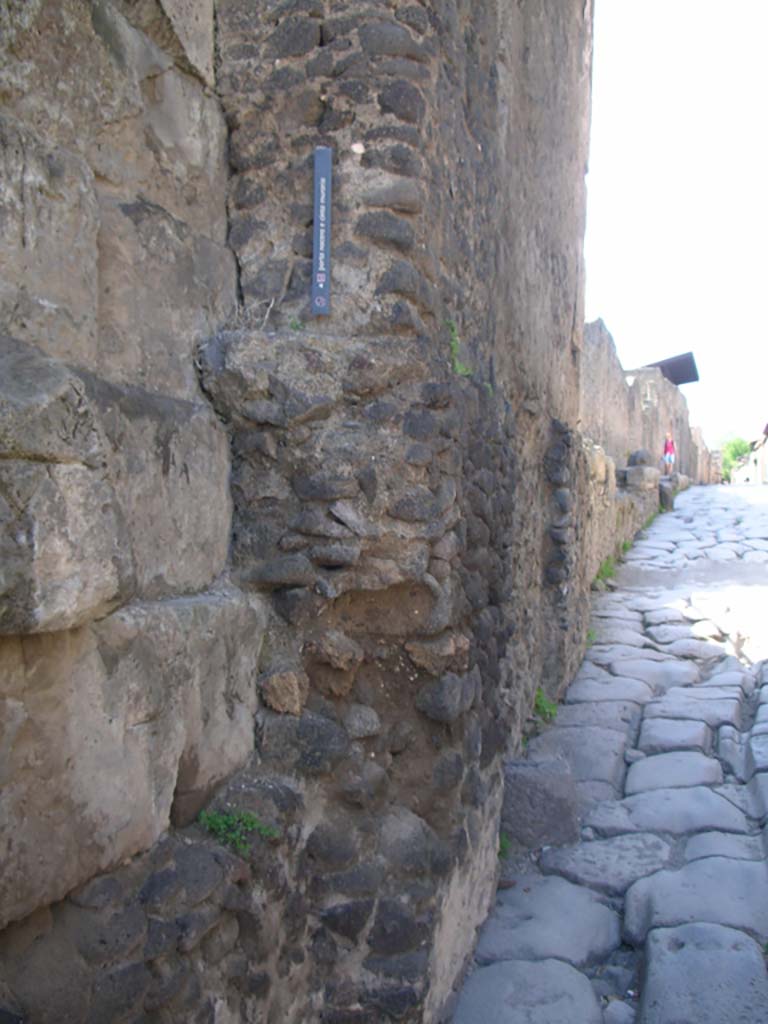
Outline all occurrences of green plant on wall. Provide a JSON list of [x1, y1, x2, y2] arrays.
[[534, 687, 557, 723], [499, 832, 511, 859], [595, 555, 615, 582], [198, 809, 279, 855], [446, 319, 472, 377]]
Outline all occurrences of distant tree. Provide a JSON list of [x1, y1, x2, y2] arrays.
[[721, 437, 751, 482]]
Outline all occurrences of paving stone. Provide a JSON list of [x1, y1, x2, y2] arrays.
[[745, 733, 768, 779], [474, 875, 620, 968], [637, 923, 768, 1024], [593, 625, 650, 648], [610, 660, 699, 691], [645, 624, 692, 645], [604, 1003, 636, 1024], [684, 831, 765, 862], [664, 684, 742, 701], [637, 718, 712, 755], [643, 694, 741, 729], [586, 787, 750, 838], [704, 544, 739, 561], [748, 774, 768, 819], [565, 678, 654, 706], [717, 726, 746, 780], [574, 781, 621, 812], [452, 959, 603, 1024], [590, 646, 673, 667], [539, 833, 672, 897], [574, 661, 616, 683], [553, 701, 640, 734], [525, 726, 626, 790], [690, 619, 724, 640], [713, 783, 764, 819], [700, 669, 754, 694], [624, 857, 768, 945], [624, 752, 722, 795], [661, 638, 726, 660]]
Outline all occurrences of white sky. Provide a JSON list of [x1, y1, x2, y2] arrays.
[[584, 1, 768, 448]]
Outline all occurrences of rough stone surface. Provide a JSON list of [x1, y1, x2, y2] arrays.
[[624, 751, 723, 795], [638, 924, 768, 1024], [624, 857, 768, 945], [540, 833, 673, 897], [637, 718, 712, 755], [452, 959, 603, 1024], [475, 876, 620, 968], [526, 726, 627, 792], [0, 588, 267, 928], [501, 759, 580, 852], [586, 787, 750, 838]]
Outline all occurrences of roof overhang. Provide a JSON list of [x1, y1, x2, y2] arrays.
[[645, 352, 699, 385]]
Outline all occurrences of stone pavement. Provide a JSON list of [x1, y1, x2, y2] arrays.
[[451, 486, 768, 1024]]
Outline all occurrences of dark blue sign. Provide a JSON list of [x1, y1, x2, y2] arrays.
[[311, 146, 332, 315]]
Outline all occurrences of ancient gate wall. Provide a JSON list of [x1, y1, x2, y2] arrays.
[[0, 3, 603, 1021]]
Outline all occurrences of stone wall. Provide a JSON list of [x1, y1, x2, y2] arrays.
[[0, 2, 595, 1022], [581, 319, 714, 482]]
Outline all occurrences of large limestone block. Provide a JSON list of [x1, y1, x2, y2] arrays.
[[0, 461, 129, 634], [0, 115, 99, 364], [0, 337, 133, 633], [112, 0, 215, 86], [97, 196, 236, 399], [85, 377, 232, 598], [0, 587, 267, 929]]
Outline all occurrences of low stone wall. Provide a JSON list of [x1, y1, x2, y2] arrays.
[[581, 319, 715, 482]]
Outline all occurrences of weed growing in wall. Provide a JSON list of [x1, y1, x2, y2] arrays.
[[199, 809, 279, 855], [445, 319, 472, 377], [595, 556, 615, 583], [534, 687, 558, 723], [498, 832, 511, 859]]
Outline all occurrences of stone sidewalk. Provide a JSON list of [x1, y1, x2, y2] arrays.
[[451, 485, 768, 1024]]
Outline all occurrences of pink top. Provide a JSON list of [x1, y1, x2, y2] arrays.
[[664, 439, 676, 455]]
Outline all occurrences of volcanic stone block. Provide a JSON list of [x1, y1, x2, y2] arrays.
[[625, 857, 768, 945], [475, 875, 620, 968], [586, 787, 749, 838], [540, 833, 672, 896], [500, 757, 580, 851], [624, 751, 723, 795], [525, 725, 627, 792], [452, 960, 602, 1024], [638, 923, 768, 1024], [0, 587, 267, 929]]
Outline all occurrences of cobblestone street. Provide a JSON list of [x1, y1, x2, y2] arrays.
[[452, 485, 768, 1024]]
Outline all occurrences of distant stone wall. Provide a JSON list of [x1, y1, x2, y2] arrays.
[[581, 319, 715, 481], [0, 2, 595, 1022]]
